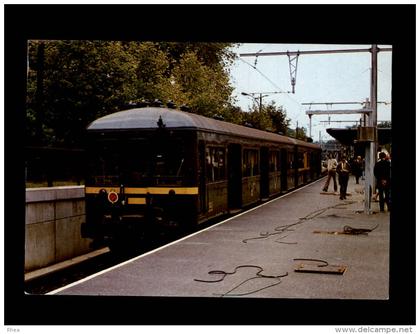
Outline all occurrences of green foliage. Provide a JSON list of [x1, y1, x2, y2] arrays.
[[26, 40, 293, 147], [167, 50, 235, 117], [243, 100, 290, 134], [27, 40, 140, 146], [26, 40, 237, 147], [287, 126, 308, 140]]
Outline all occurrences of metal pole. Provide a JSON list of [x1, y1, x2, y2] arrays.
[[364, 44, 378, 214], [302, 101, 364, 105], [371, 45, 378, 129], [242, 91, 279, 112], [363, 98, 369, 126], [306, 109, 373, 115], [309, 115, 312, 138], [239, 47, 392, 58]]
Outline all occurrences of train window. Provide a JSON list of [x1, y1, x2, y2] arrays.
[[287, 151, 294, 169], [297, 152, 305, 169], [243, 149, 259, 177], [295, 151, 309, 169], [269, 151, 280, 172], [86, 136, 188, 186], [206, 147, 226, 182]]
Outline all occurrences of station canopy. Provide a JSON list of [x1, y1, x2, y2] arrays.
[[326, 128, 391, 146]]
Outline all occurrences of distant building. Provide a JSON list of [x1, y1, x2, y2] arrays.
[[314, 140, 342, 160], [319, 141, 341, 152]]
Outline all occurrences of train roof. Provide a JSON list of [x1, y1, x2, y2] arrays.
[[87, 107, 320, 149]]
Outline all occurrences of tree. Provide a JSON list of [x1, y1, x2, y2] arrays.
[[287, 126, 308, 140], [222, 105, 247, 125], [158, 42, 237, 70], [265, 101, 290, 134], [26, 40, 237, 147], [242, 100, 290, 134], [169, 50, 234, 117], [27, 40, 139, 146]]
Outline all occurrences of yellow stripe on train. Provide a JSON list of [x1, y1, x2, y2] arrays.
[[85, 186, 199, 195], [127, 197, 146, 205]]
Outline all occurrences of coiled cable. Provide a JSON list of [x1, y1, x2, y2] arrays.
[[194, 264, 288, 297]]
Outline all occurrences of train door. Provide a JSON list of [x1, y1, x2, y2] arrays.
[[280, 148, 288, 191], [294, 146, 299, 188], [198, 141, 207, 213], [260, 147, 269, 199], [228, 144, 242, 210]]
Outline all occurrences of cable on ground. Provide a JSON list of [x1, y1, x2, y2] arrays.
[[194, 264, 288, 297], [242, 201, 356, 244]]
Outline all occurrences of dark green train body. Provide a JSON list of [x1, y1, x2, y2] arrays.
[[81, 106, 322, 251]]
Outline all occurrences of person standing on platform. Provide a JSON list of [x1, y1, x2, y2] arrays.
[[374, 152, 391, 212], [336, 156, 351, 200], [322, 153, 338, 192], [352, 155, 363, 184]]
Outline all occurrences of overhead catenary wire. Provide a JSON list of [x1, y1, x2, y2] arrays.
[[237, 57, 304, 122], [238, 57, 289, 94], [238, 45, 392, 136]]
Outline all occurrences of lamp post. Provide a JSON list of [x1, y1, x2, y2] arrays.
[[241, 91, 284, 113]]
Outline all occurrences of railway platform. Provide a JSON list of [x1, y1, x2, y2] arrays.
[[50, 176, 390, 299]]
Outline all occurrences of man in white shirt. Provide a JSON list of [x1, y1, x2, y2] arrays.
[[322, 153, 338, 192]]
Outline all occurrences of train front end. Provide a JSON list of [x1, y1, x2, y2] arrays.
[[81, 108, 199, 251]]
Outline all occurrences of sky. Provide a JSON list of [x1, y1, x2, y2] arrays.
[[228, 43, 392, 142]]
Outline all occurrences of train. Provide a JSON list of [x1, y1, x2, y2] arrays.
[[81, 105, 322, 252]]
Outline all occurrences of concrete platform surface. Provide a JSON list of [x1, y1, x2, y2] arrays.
[[51, 176, 389, 299]]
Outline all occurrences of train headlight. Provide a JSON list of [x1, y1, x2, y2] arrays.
[[108, 191, 119, 204]]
